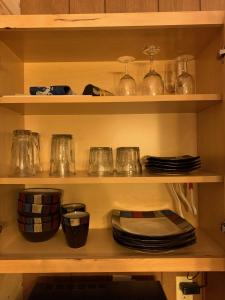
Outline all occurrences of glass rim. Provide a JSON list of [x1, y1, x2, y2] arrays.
[[90, 147, 112, 150], [61, 203, 85, 208], [31, 132, 40, 136], [52, 134, 73, 139], [62, 211, 89, 219], [116, 147, 140, 150], [13, 129, 31, 135]]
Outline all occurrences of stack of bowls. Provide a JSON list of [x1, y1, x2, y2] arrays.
[[17, 188, 62, 242]]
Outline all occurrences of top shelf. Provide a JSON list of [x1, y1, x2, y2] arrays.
[[0, 11, 223, 62], [0, 94, 221, 115], [0, 11, 224, 29]]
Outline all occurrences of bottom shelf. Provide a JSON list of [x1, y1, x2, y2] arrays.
[[0, 227, 224, 273]]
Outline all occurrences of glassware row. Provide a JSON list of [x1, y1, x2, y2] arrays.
[[118, 46, 195, 96], [10, 130, 142, 177]]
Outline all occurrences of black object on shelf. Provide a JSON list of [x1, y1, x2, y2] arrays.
[[83, 84, 113, 96], [28, 277, 167, 300]]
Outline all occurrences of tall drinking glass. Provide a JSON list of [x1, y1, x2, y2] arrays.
[[31, 132, 42, 173], [11, 130, 34, 177], [49, 134, 75, 177]]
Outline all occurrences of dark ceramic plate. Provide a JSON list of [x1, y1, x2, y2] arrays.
[[112, 209, 195, 238], [112, 226, 196, 244], [145, 155, 200, 163], [145, 165, 200, 173], [113, 232, 196, 252], [144, 160, 201, 168]]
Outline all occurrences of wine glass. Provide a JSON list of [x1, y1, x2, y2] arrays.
[[142, 45, 164, 95], [118, 56, 136, 96], [175, 55, 195, 94], [165, 62, 176, 94]]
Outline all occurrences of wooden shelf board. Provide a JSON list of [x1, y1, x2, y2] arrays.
[[0, 170, 223, 185], [0, 94, 221, 115], [0, 228, 224, 273], [0, 12, 223, 61], [0, 11, 223, 29]]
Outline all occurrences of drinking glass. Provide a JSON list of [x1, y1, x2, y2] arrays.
[[118, 56, 136, 96], [49, 134, 75, 177], [88, 147, 114, 176], [116, 147, 142, 176], [142, 45, 164, 95], [31, 132, 42, 173], [11, 129, 35, 177], [175, 55, 195, 94]]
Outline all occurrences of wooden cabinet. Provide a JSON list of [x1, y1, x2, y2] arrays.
[[105, 0, 158, 12], [0, 10, 225, 299], [70, 0, 104, 13], [20, 0, 69, 14], [159, 0, 200, 11]]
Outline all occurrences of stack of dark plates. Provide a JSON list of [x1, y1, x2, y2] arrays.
[[144, 155, 201, 174], [17, 188, 62, 242], [112, 209, 196, 252]]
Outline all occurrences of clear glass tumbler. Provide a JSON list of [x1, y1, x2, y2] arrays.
[[88, 147, 114, 176], [49, 134, 75, 177], [116, 147, 142, 176], [31, 132, 42, 173], [11, 129, 35, 177]]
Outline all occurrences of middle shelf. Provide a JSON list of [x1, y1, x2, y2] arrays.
[[0, 170, 223, 184], [0, 227, 224, 273], [0, 94, 221, 115]]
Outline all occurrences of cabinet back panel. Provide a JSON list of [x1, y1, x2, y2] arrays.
[[24, 60, 195, 96], [25, 113, 198, 228]]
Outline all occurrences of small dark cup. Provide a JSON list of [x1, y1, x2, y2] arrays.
[[62, 212, 90, 248], [61, 203, 86, 215]]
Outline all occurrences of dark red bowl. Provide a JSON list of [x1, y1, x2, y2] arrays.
[[18, 219, 60, 242], [18, 188, 62, 205], [18, 200, 61, 216], [18, 211, 60, 224]]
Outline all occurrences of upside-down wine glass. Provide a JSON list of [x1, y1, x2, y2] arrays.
[[142, 45, 164, 95], [118, 56, 136, 96], [175, 55, 195, 95]]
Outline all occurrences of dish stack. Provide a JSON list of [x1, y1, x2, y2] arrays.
[[17, 188, 62, 242], [112, 209, 196, 252], [144, 155, 201, 174]]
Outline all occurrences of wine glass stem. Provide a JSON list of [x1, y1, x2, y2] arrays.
[[149, 55, 154, 71], [125, 63, 128, 75]]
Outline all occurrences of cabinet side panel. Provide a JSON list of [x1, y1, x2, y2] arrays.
[[105, 0, 158, 13], [197, 26, 225, 248], [159, 0, 200, 11], [204, 272, 225, 300], [20, 0, 69, 14], [0, 40, 24, 96], [70, 0, 104, 13], [201, 0, 225, 10]]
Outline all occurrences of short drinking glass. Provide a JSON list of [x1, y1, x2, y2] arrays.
[[116, 147, 142, 176], [88, 147, 114, 176]]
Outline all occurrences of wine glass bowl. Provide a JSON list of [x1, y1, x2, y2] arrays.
[[118, 56, 136, 96]]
